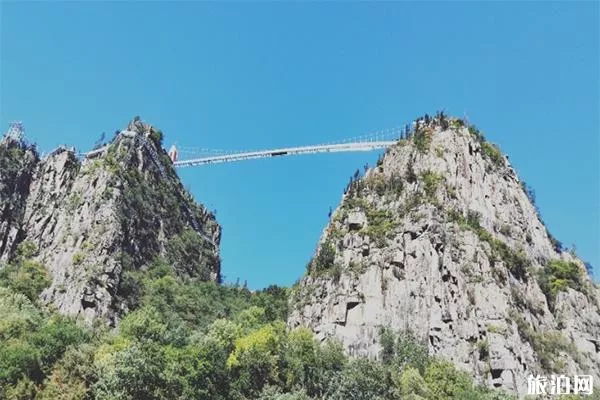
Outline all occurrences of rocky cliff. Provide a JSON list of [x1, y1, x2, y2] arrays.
[[288, 114, 600, 395], [0, 119, 220, 325]]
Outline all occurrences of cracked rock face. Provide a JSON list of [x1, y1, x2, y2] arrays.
[[0, 136, 39, 263], [288, 118, 600, 395], [0, 122, 221, 325]]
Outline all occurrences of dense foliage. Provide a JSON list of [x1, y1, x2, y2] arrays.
[[0, 249, 521, 400]]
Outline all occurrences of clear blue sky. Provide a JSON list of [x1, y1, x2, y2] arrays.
[[1, 1, 598, 287]]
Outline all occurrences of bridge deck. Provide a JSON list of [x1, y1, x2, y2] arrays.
[[173, 141, 397, 168]]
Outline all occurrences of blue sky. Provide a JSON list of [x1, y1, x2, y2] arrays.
[[1, 1, 598, 287]]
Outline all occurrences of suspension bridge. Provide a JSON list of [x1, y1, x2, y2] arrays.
[[4, 121, 403, 167], [172, 140, 398, 168], [168, 126, 402, 168]]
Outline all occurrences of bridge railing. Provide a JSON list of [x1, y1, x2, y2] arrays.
[[173, 141, 398, 168]]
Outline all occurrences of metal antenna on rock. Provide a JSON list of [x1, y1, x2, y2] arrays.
[[5, 121, 25, 140]]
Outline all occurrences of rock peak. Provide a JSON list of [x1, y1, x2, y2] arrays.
[[289, 114, 600, 395], [0, 121, 220, 325]]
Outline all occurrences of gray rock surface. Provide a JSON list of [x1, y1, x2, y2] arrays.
[[288, 116, 600, 396], [0, 136, 39, 263], [0, 121, 221, 325]]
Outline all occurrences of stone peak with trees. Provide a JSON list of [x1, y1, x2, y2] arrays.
[[0, 118, 221, 326], [289, 112, 600, 396]]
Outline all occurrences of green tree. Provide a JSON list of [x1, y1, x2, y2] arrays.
[[258, 385, 311, 400], [396, 366, 429, 398], [424, 359, 473, 400], [379, 327, 396, 365], [251, 285, 290, 322], [235, 306, 268, 333], [0, 340, 40, 390], [37, 344, 97, 400], [29, 315, 88, 375], [227, 322, 287, 398], [119, 305, 187, 346], [326, 357, 390, 400], [283, 328, 319, 393], [394, 331, 430, 374], [0, 258, 50, 303], [94, 342, 179, 400], [200, 318, 243, 354], [171, 340, 231, 400], [3, 377, 37, 400], [0, 288, 43, 341]]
